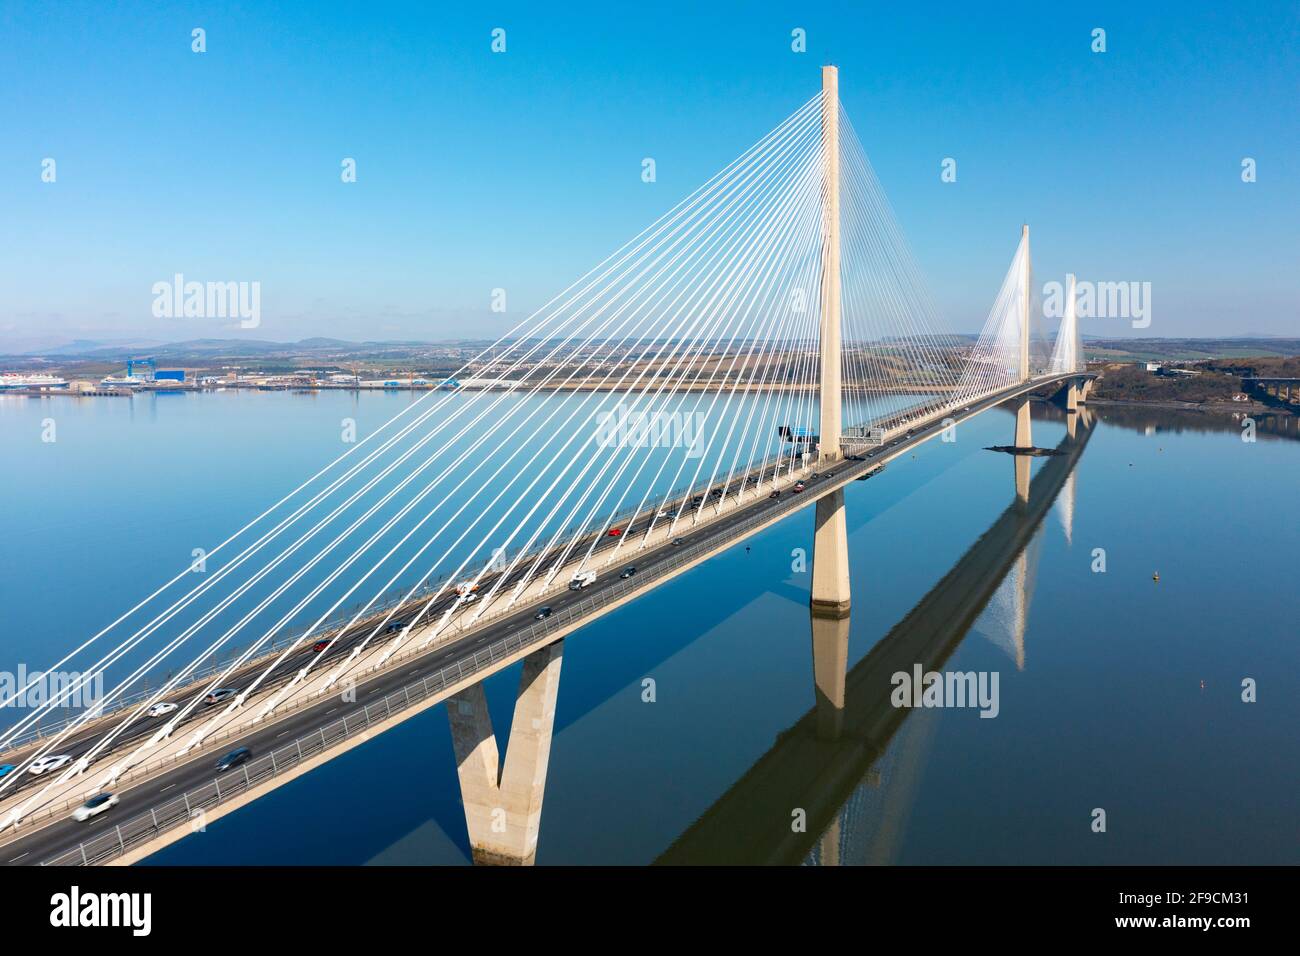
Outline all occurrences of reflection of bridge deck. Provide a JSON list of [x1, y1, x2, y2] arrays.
[[656, 414, 1094, 865], [0, 372, 1090, 865]]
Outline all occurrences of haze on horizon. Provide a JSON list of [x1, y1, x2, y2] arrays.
[[1, 1, 1296, 351]]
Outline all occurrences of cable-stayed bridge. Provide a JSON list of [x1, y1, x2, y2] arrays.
[[0, 67, 1092, 866]]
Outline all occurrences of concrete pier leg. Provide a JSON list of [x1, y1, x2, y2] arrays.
[[1066, 383, 1079, 413], [1079, 379, 1093, 403], [810, 608, 850, 741], [447, 639, 564, 865], [1014, 398, 1032, 504], [1014, 397, 1032, 448], [810, 488, 851, 618]]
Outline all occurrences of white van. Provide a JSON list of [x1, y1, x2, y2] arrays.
[[568, 570, 597, 591]]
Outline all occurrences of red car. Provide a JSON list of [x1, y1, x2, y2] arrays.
[[793, 482, 805, 492], [608, 528, 623, 537], [312, 639, 331, 653]]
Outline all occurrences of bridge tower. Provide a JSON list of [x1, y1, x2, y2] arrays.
[[811, 65, 851, 621], [1013, 225, 1033, 503], [818, 64, 843, 463]]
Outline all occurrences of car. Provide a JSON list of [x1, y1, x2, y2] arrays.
[[810, 472, 820, 479], [619, 566, 637, 579], [534, 606, 553, 620], [454, 581, 480, 596], [692, 495, 702, 504], [215, 747, 252, 773], [671, 537, 685, 546], [768, 490, 780, 499], [607, 527, 622, 537], [963, 406, 972, 412], [312, 639, 332, 653], [0, 764, 15, 779], [72, 792, 119, 822], [459, 592, 479, 604], [385, 621, 403, 633], [656, 509, 670, 518], [203, 688, 238, 706], [146, 701, 178, 718], [28, 754, 73, 776], [793, 482, 805, 492], [568, 570, 596, 591]]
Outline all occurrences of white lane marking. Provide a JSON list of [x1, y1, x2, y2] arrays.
[[8, 852, 28, 862]]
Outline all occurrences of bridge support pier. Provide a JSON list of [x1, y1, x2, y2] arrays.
[[1078, 379, 1093, 403], [810, 488, 851, 618], [447, 639, 564, 866], [810, 607, 850, 741], [1013, 398, 1032, 504], [1066, 382, 1079, 413]]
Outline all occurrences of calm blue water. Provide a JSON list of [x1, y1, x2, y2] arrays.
[[2, 391, 1296, 864]]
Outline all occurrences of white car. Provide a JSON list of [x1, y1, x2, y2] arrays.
[[146, 701, 178, 718], [459, 592, 478, 604], [27, 754, 73, 776], [568, 570, 597, 591], [72, 792, 119, 822]]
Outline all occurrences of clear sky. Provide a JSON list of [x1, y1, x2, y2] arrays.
[[1, 0, 1296, 347]]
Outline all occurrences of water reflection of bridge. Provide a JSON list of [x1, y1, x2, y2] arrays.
[[657, 411, 1094, 865]]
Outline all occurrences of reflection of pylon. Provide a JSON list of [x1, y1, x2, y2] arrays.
[[1057, 469, 1076, 546], [974, 532, 1040, 671]]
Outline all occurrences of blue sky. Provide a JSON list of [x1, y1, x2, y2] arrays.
[[1, 0, 1296, 346]]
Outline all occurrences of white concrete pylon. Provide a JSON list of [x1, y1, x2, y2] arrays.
[[818, 64, 842, 463]]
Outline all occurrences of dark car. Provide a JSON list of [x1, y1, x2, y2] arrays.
[[768, 490, 780, 499], [215, 747, 252, 773], [671, 537, 685, 546], [619, 566, 636, 580], [385, 621, 402, 633], [534, 606, 553, 620], [203, 688, 238, 706]]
